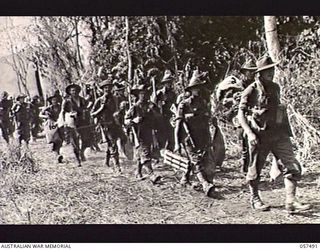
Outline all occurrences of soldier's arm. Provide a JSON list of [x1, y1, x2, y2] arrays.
[[90, 98, 101, 117], [39, 106, 50, 119], [86, 100, 94, 109], [11, 103, 20, 115], [124, 105, 135, 126]]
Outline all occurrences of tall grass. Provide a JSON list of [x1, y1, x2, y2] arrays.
[[0, 142, 39, 224], [280, 49, 320, 164]]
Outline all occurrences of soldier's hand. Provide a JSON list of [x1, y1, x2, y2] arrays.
[[174, 143, 181, 153], [132, 117, 143, 124], [247, 132, 258, 146]]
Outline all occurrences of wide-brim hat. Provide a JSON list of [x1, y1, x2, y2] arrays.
[[65, 84, 81, 95], [1, 91, 9, 99], [240, 59, 257, 72], [16, 94, 27, 101], [161, 69, 175, 83], [98, 79, 113, 89], [32, 95, 40, 100], [114, 84, 126, 92], [255, 56, 280, 73], [47, 95, 58, 103], [130, 84, 152, 96]]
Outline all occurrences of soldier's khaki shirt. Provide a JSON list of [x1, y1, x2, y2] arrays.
[[239, 79, 291, 135]]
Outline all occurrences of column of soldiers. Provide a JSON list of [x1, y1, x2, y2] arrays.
[[0, 92, 42, 146], [0, 55, 311, 213]]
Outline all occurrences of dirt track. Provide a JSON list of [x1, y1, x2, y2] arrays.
[[0, 137, 320, 224]]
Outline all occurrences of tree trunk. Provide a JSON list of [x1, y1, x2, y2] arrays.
[[74, 17, 84, 71], [125, 16, 133, 84], [125, 16, 133, 107], [165, 16, 178, 75], [264, 16, 281, 62]]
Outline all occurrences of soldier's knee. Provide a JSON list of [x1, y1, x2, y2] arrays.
[[193, 163, 204, 174], [282, 161, 302, 181]]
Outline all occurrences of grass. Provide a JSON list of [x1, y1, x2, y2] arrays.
[[0, 134, 319, 225]]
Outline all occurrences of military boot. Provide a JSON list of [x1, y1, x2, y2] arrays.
[[74, 150, 82, 167], [180, 175, 190, 185], [57, 155, 63, 163], [112, 156, 122, 174], [180, 167, 192, 185], [284, 178, 311, 213], [54, 151, 63, 164], [80, 150, 86, 162], [285, 199, 312, 213], [145, 161, 161, 185], [196, 171, 215, 197], [249, 180, 270, 211]]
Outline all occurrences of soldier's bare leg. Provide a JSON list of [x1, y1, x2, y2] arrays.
[[180, 165, 192, 185], [68, 128, 81, 167], [247, 142, 270, 211], [194, 166, 215, 197], [135, 161, 143, 179], [271, 136, 311, 212], [117, 138, 128, 159], [53, 139, 63, 163], [110, 141, 121, 173]]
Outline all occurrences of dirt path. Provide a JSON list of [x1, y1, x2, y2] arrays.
[[0, 138, 320, 224]]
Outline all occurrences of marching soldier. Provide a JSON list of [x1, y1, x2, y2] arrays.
[[238, 56, 311, 212], [60, 83, 89, 167], [40, 94, 63, 163], [83, 82, 96, 109], [153, 70, 177, 151], [11, 94, 31, 145], [29, 95, 42, 142], [112, 81, 130, 159], [83, 81, 101, 152], [91, 80, 123, 173], [124, 83, 162, 184], [216, 59, 257, 173], [174, 71, 215, 197], [0, 91, 12, 143]]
